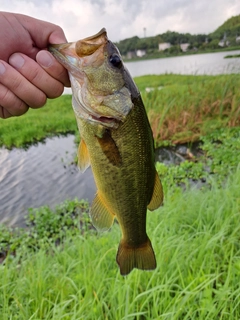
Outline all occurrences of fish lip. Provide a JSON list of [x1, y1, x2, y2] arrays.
[[48, 44, 80, 74], [91, 115, 120, 128]]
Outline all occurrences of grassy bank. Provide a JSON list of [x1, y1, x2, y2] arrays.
[[0, 95, 74, 148], [0, 74, 239, 148], [1, 73, 240, 319], [137, 74, 240, 145]]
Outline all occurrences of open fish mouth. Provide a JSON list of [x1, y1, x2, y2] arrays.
[[49, 28, 133, 129]]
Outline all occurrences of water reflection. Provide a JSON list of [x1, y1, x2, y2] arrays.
[[0, 135, 96, 227]]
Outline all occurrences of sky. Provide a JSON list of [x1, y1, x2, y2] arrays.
[[1, 0, 240, 43]]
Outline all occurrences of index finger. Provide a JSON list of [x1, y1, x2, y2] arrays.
[[14, 13, 67, 47], [36, 50, 70, 88]]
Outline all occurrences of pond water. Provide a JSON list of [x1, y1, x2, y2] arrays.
[[0, 136, 96, 227], [1, 50, 240, 227], [125, 50, 240, 77]]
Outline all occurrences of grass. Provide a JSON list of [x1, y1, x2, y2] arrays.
[[135, 74, 240, 145], [0, 74, 239, 148]]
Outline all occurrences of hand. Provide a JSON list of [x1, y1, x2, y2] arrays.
[[0, 12, 70, 119]]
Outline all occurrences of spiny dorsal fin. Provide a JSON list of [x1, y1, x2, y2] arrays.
[[147, 170, 164, 211], [97, 130, 122, 166], [90, 193, 115, 231]]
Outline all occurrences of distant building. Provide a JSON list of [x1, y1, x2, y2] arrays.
[[136, 49, 146, 57], [219, 32, 229, 47], [126, 51, 136, 59], [158, 42, 171, 51], [218, 40, 230, 47], [126, 49, 146, 59], [180, 43, 190, 52]]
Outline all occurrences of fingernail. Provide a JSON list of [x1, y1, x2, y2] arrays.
[[37, 51, 54, 68], [0, 62, 6, 74], [9, 53, 25, 68]]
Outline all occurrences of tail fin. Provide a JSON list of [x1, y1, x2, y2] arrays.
[[116, 237, 156, 276]]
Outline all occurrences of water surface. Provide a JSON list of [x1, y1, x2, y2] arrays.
[[0, 136, 95, 227], [125, 50, 240, 77]]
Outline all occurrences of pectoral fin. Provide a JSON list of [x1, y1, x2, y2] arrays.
[[97, 130, 122, 166], [147, 171, 164, 211], [90, 193, 115, 231], [78, 139, 90, 172]]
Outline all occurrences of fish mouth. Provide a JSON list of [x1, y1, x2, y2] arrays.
[[48, 28, 107, 75], [92, 115, 119, 127], [50, 40, 120, 128]]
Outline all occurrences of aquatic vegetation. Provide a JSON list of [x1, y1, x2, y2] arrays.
[[0, 199, 91, 258], [156, 126, 240, 192], [224, 54, 240, 58]]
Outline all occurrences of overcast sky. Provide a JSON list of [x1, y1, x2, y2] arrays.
[[1, 0, 240, 42]]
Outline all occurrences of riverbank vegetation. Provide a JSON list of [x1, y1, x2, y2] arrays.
[[0, 73, 240, 319], [224, 54, 240, 58], [0, 74, 239, 149]]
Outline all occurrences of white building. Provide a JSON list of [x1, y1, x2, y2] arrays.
[[180, 43, 190, 52], [136, 49, 146, 57], [158, 43, 171, 51], [218, 40, 230, 47]]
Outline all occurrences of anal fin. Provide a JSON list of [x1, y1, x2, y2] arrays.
[[90, 193, 115, 231], [147, 170, 164, 211]]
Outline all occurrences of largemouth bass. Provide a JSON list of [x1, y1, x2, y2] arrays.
[[49, 29, 163, 275]]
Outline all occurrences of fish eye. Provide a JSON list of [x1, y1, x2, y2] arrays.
[[109, 53, 122, 68]]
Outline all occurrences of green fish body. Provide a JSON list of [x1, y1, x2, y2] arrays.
[[49, 29, 163, 275]]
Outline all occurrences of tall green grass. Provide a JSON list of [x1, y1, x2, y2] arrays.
[[136, 74, 240, 145], [1, 166, 240, 319], [134, 74, 240, 145]]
